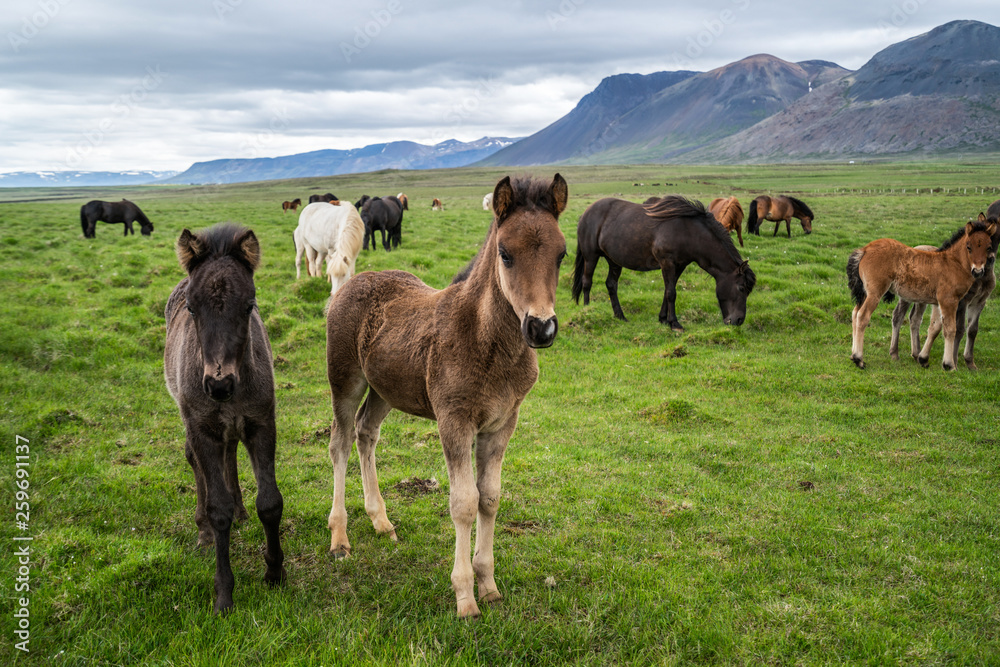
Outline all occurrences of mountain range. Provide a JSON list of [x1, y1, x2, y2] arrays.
[[484, 19, 1000, 165], [164, 137, 518, 185], [5, 20, 997, 187]]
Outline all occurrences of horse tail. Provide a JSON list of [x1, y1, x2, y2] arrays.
[[571, 248, 585, 304], [330, 208, 365, 280], [747, 198, 759, 235], [80, 206, 88, 236], [846, 249, 867, 307]]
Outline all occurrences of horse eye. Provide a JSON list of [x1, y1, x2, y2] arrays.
[[498, 248, 513, 268], [246, 300, 256, 315], [557, 251, 567, 267], [186, 304, 194, 315]]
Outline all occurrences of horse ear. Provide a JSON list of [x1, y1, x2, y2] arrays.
[[739, 260, 749, 272], [978, 212, 987, 223], [235, 229, 261, 272], [176, 229, 206, 273], [549, 173, 568, 217], [966, 221, 976, 236], [493, 176, 513, 224], [987, 221, 998, 237]]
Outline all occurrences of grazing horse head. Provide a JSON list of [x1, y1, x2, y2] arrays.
[[965, 219, 997, 278], [491, 174, 568, 348], [175, 224, 261, 402], [716, 260, 756, 326]]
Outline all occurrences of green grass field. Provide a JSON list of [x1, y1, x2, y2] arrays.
[[2, 163, 999, 665]]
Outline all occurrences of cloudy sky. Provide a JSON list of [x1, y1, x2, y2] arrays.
[[2, 0, 996, 173]]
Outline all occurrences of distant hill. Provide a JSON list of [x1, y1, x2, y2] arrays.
[[677, 20, 1000, 162], [166, 137, 518, 185], [0, 170, 177, 188], [477, 70, 697, 166], [483, 56, 849, 166]]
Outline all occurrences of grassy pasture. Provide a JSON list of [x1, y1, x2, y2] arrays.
[[2, 163, 999, 665]]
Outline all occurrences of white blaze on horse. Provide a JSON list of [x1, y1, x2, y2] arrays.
[[293, 202, 365, 296]]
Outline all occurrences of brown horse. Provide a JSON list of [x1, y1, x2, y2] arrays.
[[281, 198, 302, 212], [164, 223, 286, 613], [709, 196, 745, 247], [747, 195, 814, 237], [891, 207, 1000, 369], [431, 197, 443, 211], [396, 192, 409, 210], [846, 219, 997, 370], [324, 174, 568, 618]]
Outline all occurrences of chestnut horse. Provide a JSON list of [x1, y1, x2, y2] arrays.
[[846, 219, 997, 370], [281, 198, 302, 212], [573, 196, 756, 330], [431, 197, 443, 211], [890, 206, 1000, 370], [164, 223, 286, 613], [709, 196, 745, 247], [747, 195, 814, 237], [324, 174, 568, 618]]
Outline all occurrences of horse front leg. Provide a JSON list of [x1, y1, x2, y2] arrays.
[[242, 415, 286, 587], [936, 301, 959, 371], [658, 263, 683, 331], [918, 305, 942, 368], [187, 429, 236, 613], [472, 415, 517, 607], [225, 436, 249, 523], [605, 262, 627, 321], [439, 417, 480, 618]]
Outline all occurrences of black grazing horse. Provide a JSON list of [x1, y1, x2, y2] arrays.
[[572, 196, 756, 330], [80, 199, 153, 238], [309, 193, 339, 204], [360, 197, 403, 251], [164, 223, 286, 613]]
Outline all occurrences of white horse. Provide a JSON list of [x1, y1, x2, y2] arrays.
[[294, 202, 365, 296], [482, 192, 493, 210]]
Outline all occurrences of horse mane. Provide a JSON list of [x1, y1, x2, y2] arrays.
[[501, 176, 564, 217], [986, 199, 1000, 222], [785, 196, 814, 219], [937, 220, 990, 251], [180, 222, 258, 273], [643, 196, 746, 268]]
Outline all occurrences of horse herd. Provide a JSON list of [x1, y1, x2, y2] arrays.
[[81, 174, 998, 617]]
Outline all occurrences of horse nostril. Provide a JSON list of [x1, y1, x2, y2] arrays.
[[203, 375, 236, 402], [522, 316, 558, 348]]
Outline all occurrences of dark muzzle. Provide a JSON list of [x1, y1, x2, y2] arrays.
[[723, 314, 746, 326], [203, 374, 236, 402], [972, 267, 985, 278], [522, 315, 558, 349]]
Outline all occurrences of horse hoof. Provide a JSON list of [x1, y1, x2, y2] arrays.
[[456, 599, 481, 619], [942, 363, 955, 372], [967, 362, 979, 371], [889, 353, 899, 361], [917, 356, 930, 368], [479, 590, 503, 604], [851, 356, 865, 369], [264, 567, 287, 587], [329, 546, 351, 560], [214, 599, 235, 616]]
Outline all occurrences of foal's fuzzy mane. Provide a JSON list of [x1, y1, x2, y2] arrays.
[[179, 222, 259, 274], [502, 176, 564, 216], [937, 220, 990, 251]]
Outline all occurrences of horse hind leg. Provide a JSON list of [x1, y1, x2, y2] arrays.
[[889, 299, 909, 361], [354, 390, 397, 542], [917, 305, 942, 368], [328, 382, 363, 558], [963, 297, 988, 370], [907, 303, 927, 362], [851, 291, 883, 368]]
